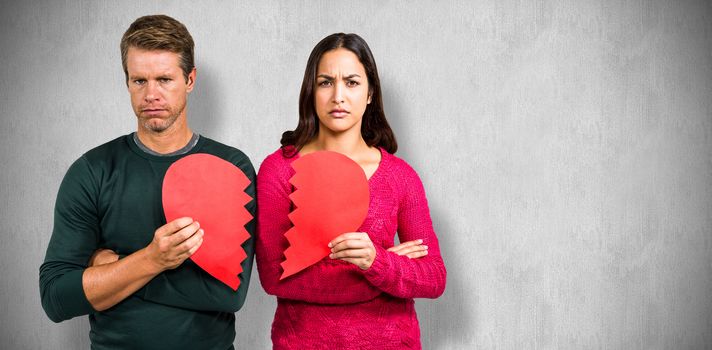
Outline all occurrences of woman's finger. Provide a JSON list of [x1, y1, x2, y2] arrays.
[[330, 238, 371, 253], [328, 232, 369, 248], [387, 239, 423, 253], [392, 244, 428, 256], [330, 247, 371, 260], [404, 249, 429, 259]]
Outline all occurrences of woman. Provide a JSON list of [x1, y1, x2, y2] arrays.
[[256, 33, 446, 349]]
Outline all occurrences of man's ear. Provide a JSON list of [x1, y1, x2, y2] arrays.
[[186, 67, 197, 93]]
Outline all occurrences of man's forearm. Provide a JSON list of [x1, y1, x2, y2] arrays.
[[82, 248, 162, 311]]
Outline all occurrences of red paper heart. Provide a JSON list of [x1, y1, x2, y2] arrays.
[[162, 153, 253, 290], [280, 151, 370, 279]]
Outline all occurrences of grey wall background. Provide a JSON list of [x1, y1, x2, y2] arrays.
[[1, 0, 710, 349]]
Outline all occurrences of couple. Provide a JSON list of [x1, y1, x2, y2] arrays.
[[39, 15, 446, 350]]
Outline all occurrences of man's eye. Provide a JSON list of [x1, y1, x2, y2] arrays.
[[134, 79, 146, 85], [159, 78, 171, 83]]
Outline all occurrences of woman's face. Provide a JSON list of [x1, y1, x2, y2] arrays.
[[314, 48, 371, 136]]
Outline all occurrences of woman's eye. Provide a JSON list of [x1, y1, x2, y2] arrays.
[[318, 80, 332, 87], [346, 80, 360, 87]]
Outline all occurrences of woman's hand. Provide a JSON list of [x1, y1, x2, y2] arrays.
[[328, 232, 376, 270], [88, 248, 120, 267], [387, 239, 428, 259]]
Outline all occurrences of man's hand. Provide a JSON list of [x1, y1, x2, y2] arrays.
[[387, 239, 428, 259], [88, 249, 119, 267], [82, 217, 204, 311], [145, 217, 204, 273]]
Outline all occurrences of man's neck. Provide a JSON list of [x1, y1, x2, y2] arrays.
[[136, 125, 194, 155]]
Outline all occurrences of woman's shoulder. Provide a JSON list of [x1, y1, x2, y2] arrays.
[[261, 146, 296, 164], [380, 151, 430, 205], [258, 146, 297, 177], [380, 150, 420, 179]]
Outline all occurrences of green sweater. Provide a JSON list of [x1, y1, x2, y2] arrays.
[[39, 134, 256, 350]]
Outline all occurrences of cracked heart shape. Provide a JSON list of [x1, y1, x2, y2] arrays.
[[162, 153, 253, 290], [281, 151, 369, 279]]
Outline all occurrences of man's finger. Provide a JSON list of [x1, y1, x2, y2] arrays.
[[187, 236, 203, 256], [167, 221, 201, 246], [156, 217, 194, 237], [176, 229, 204, 254], [88, 249, 119, 266]]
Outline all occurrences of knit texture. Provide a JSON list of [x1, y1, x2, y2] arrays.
[[256, 147, 446, 349]]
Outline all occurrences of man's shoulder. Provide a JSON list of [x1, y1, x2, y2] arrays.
[[197, 136, 254, 173], [82, 134, 131, 163], [59, 135, 132, 190], [197, 136, 243, 155]]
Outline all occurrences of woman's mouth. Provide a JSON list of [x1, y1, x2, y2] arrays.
[[329, 109, 349, 118]]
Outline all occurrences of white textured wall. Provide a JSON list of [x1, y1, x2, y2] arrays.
[[1, 1, 711, 349]]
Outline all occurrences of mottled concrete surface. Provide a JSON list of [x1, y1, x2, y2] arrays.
[[1, 1, 711, 349]]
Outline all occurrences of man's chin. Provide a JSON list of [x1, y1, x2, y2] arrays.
[[137, 106, 184, 132], [141, 120, 172, 133]]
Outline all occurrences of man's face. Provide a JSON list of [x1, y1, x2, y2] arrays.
[[126, 47, 195, 133]]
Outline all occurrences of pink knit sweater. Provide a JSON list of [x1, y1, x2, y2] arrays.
[[256, 147, 447, 349]]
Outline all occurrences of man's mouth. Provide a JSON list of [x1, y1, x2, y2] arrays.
[[142, 108, 166, 115]]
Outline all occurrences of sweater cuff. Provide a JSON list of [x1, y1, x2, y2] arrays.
[[362, 244, 392, 286], [55, 269, 96, 317]]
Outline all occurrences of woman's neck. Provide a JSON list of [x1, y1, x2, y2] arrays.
[[304, 129, 370, 158], [302, 128, 382, 180]]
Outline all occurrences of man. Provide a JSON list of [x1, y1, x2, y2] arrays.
[[39, 15, 255, 349]]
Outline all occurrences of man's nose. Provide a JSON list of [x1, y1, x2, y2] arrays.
[[144, 81, 160, 102]]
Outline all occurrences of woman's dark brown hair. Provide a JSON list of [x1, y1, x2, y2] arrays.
[[281, 33, 397, 156]]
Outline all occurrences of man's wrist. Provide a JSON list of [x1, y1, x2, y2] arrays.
[[136, 247, 165, 276]]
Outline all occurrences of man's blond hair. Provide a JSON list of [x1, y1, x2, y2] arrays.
[[120, 15, 194, 83]]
